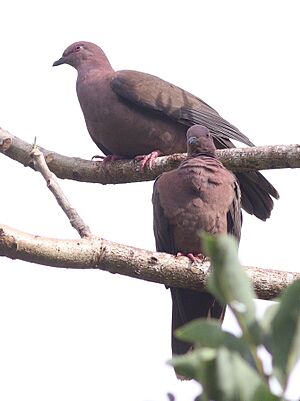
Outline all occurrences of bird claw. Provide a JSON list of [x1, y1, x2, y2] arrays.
[[176, 252, 205, 264], [135, 150, 161, 171], [92, 154, 105, 161]]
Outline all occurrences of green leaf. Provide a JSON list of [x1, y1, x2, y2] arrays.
[[175, 319, 255, 365], [270, 279, 300, 389], [215, 347, 279, 401], [261, 302, 279, 352], [170, 347, 280, 401], [202, 234, 262, 345], [170, 348, 217, 383]]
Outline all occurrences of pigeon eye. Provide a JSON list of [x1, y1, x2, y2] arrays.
[[75, 45, 82, 52]]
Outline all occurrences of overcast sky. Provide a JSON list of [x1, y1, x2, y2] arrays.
[[1, 1, 300, 400]]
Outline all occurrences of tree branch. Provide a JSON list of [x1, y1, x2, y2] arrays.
[[0, 224, 298, 300], [30, 144, 92, 238], [1, 128, 300, 185], [1, 127, 299, 301]]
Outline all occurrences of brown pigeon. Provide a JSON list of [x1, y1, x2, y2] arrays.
[[53, 41, 279, 220], [152, 125, 242, 356]]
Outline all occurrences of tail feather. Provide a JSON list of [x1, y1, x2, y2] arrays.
[[212, 133, 279, 221], [236, 171, 279, 221], [170, 287, 225, 356]]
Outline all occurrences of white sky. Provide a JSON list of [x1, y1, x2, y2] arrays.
[[1, 1, 300, 400]]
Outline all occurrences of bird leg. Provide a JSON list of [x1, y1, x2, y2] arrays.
[[135, 150, 161, 170], [176, 252, 205, 264]]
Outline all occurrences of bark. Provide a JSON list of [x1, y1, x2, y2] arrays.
[[1, 128, 300, 185], [0, 224, 299, 300]]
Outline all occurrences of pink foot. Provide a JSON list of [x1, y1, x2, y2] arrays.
[[92, 154, 126, 163], [135, 150, 161, 171], [176, 252, 205, 263]]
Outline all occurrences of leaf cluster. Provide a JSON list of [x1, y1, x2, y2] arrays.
[[170, 235, 300, 401]]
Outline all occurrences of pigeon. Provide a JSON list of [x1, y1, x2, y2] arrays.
[[53, 41, 279, 220], [152, 125, 242, 355]]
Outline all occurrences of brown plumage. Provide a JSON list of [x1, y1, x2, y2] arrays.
[[53, 41, 279, 220], [152, 125, 242, 356]]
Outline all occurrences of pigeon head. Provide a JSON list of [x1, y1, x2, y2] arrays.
[[186, 125, 216, 157], [52, 41, 112, 71]]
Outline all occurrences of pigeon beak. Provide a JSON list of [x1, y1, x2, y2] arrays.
[[187, 136, 198, 146], [52, 57, 65, 67]]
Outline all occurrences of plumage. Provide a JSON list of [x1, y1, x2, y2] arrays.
[[53, 41, 279, 220], [152, 125, 242, 356]]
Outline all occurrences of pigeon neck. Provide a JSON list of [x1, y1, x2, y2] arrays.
[[75, 50, 114, 76], [79, 59, 113, 73], [188, 151, 216, 158]]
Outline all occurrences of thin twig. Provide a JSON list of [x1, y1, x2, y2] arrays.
[[30, 144, 92, 238]]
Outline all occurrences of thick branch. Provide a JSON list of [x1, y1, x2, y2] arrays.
[[1, 128, 300, 185], [30, 145, 92, 238], [0, 224, 298, 300]]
